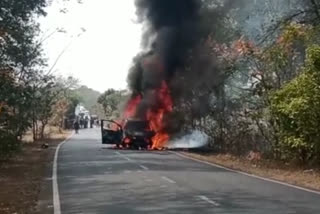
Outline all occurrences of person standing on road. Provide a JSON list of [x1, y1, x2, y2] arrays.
[[90, 118, 94, 128], [74, 120, 80, 134]]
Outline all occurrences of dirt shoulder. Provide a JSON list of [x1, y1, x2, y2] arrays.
[[182, 152, 320, 191], [0, 130, 71, 214]]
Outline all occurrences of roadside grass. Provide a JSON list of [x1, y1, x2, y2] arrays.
[[0, 128, 71, 214], [183, 152, 320, 191]]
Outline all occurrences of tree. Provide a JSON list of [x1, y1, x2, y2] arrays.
[[73, 86, 101, 112], [270, 45, 320, 163], [0, 1, 85, 158], [32, 75, 82, 139], [0, 0, 48, 157], [98, 89, 127, 118], [50, 77, 81, 131]]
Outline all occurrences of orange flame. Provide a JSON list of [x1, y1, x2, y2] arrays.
[[147, 81, 173, 149], [123, 94, 142, 119], [123, 81, 173, 149]]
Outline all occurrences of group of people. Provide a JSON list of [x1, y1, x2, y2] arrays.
[[73, 118, 98, 134]]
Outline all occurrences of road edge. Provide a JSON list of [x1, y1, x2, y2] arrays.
[[171, 151, 320, 196], [53, 133, 74, 214]]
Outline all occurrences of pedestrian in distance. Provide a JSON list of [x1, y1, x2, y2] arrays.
[[74, 120, 80, 134], [90, 119, 94, 128]]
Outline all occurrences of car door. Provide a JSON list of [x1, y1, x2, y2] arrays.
[[101, 120, 123, 144]]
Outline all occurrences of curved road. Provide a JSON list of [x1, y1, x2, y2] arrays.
[[52, 128, 320, 213]]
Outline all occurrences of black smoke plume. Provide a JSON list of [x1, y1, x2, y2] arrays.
[[127, 0, 236, 133], [127, 0, 201, 116], [130, 0, 203, 87]]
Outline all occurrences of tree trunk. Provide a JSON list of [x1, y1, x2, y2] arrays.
[[32, 119, 36, 141], [40, 120, 48, 139], [32, 120, 39, 141]]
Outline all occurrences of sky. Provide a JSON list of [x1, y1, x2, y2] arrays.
[[39, 0, 142, 92]]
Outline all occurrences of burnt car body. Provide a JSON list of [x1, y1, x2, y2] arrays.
[[101, 119, 155, 149], [122, 119, 155, 149]]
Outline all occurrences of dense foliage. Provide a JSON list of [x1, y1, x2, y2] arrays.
[[0, 0, 80, 159], [97, 89, 128, 119], [270, 45, 320, 164]]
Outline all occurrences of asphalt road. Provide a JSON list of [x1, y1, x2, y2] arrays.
[[56, 128, 320, 214]]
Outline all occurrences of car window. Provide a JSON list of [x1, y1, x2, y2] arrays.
[[124, 121, 149, 130]]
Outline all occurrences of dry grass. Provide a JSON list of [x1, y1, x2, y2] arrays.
[[0, 129, 71, 214], [183, 152, 320, 191], [22, 126, 65, 143]]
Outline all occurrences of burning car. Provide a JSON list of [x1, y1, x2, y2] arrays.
[[122, 119, 155, 149], [101, 119, 155, 149]]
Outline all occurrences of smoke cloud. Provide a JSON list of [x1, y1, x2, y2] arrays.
[[168, 130, 209, 148], [128, 0, 200, 91], [126, 0, 238, 142]]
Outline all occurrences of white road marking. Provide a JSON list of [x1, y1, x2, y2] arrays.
[[123, 156, 132, 161], [53, 133, 74, 214], [197, 195, 220, 206], [117, 154, 149, 171], [139, 164, 149, 170], [115, 151, 132, 162], [161, 176, 176, 184], [172, 152, 320, 196]]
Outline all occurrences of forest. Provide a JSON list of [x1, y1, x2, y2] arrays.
[[1, 0, 320, 166]]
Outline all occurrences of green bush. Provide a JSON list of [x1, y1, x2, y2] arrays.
[[270, 45, 320, 163]]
